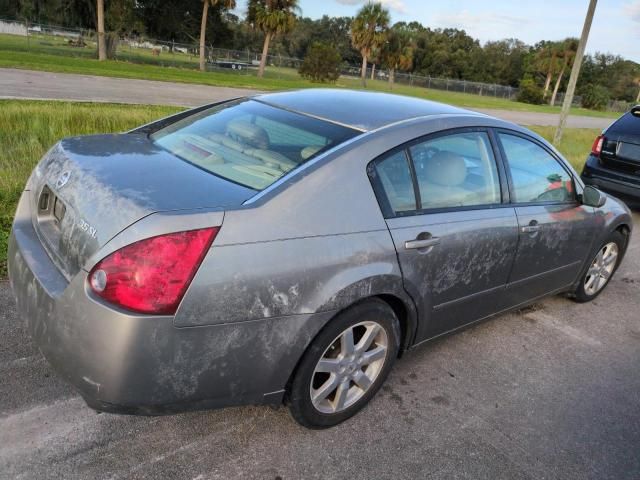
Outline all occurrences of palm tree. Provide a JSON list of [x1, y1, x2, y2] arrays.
[[199, 0, 237, 72], [632, 75, 640, 103], [536, 42, 560, 99], [369, 46, 380, 80], [549, 38, 579, 106], [96, 0, 106, 61], [381, 25, 413, 90], [351, 2, 390, 88], [251, 0, 299, 78]]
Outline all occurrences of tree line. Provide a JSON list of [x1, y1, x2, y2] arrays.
[[3, 0, 639, 105]]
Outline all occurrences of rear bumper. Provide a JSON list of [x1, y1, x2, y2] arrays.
[[8, 191, 330, 414], [581, 155, 640, 204]]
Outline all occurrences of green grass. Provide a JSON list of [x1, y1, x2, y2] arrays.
[[0, 32, 202, 68], [0, 49, 311, 90], [529, 126, 599, 171], [0, 99, 600, 277], [0, 100, 182, 276], [0, 33, 618, 118]]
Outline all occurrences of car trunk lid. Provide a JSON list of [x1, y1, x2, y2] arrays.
[[29, 134, 256, 280]]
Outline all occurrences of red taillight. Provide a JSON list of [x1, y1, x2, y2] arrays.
[[88, 227, 219, 315], [591, 135, 605, 156]]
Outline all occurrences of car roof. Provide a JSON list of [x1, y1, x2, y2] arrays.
[[254, 89, 482, 132], [606, 106, 640, 136]]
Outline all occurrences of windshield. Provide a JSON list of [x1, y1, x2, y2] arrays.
[[151, 99, 359, 190]]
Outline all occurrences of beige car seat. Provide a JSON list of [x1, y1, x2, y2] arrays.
[[418, 151, 478, 208]]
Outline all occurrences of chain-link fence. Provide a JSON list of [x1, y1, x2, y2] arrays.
[[341, 65, 518, 99], [606, 100, 636, 112], [552, 92, 633, 112], [0, 17, 304, 71]]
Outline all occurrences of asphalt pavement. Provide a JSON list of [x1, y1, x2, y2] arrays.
[[0, 68, 614, 129], [0, 68, 259, 108], [1, 211, 639, 479]]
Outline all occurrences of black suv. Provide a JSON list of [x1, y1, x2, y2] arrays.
[[582, 105, 640, 206]]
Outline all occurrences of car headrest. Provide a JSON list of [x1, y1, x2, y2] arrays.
[[301, 145, 323, 160], [227, 121, 270, 149], [422, 151, 467, 187], [206, 132, 245, 152], [244, 148, 297, 171]]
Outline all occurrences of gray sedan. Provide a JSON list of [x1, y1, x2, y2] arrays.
[[8, 89, 633, 428]]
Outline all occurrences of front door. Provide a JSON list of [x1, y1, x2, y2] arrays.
[[496, 131, 597, 305], [370, 130, 519, 342]]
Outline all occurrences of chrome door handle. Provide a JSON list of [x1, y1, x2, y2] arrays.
[[405, 237, 440, 250], [521, 225, 540, 233]]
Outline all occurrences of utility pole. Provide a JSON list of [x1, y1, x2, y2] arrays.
[[553, 0, 597, 145], [97, 0, 106, 61]]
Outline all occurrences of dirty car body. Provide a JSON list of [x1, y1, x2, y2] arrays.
[[8, 90, 633, 418]]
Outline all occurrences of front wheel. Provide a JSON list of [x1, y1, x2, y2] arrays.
[[288, 299, 400, 429], [571, 230, 625, 303]]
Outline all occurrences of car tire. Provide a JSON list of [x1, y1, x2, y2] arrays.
[[570, 230, 625, 303], [288, 299, 400, 429]]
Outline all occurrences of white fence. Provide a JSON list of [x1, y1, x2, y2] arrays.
[[0, 19, 27, 36]]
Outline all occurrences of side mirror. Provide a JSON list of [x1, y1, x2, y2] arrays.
[[582, 185, 607, 208]]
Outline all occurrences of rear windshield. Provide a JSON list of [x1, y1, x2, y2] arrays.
[[151, 100, 359, 190], [608, 110, 640, 136]]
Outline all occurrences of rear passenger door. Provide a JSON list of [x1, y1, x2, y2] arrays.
[[369, 129, 519, 342], [496, 131, 597, 305]]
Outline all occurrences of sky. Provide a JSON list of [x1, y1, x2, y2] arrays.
[[234, 0, 640, 63]]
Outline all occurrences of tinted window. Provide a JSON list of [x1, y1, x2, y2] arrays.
[[254, 116, 327, 147], [409, 132, 501, 209], [499, 133, 575, 203], [373, 151, 416, 214], [608, 111, 640, 136], [151, 100, 358, 190]]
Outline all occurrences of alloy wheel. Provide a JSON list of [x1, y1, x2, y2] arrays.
[[584, 242, 619, 296], [310, 321, 388, 414]]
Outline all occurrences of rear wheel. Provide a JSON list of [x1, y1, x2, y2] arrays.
[[571, 231, 624, 303], [288, 299, 400, 429]]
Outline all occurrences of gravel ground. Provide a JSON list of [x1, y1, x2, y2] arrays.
[[0, 67, 614, 129], [0, 211, 639, 480]]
